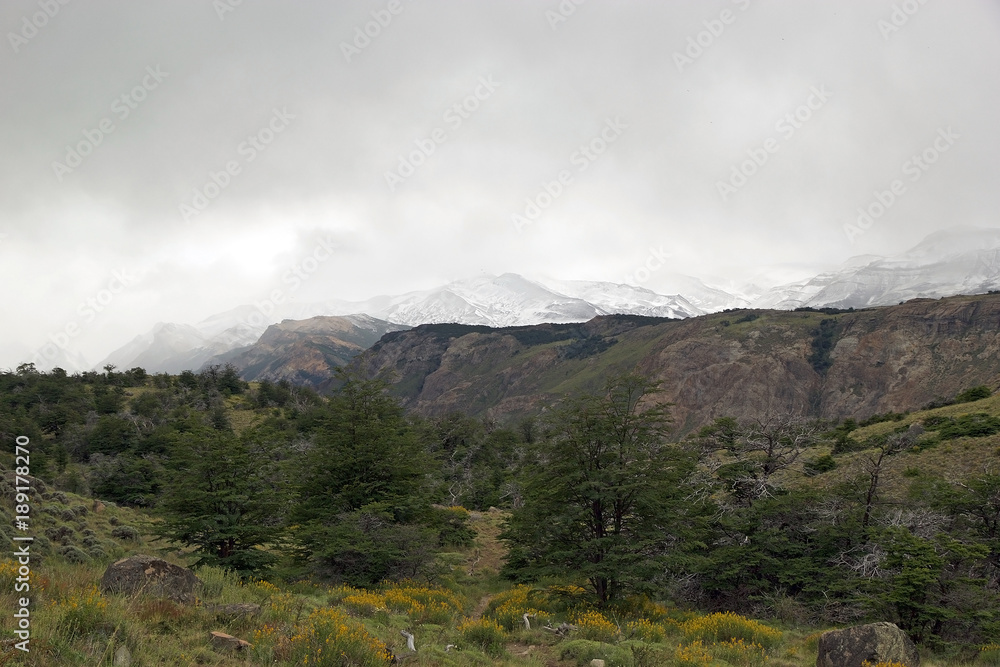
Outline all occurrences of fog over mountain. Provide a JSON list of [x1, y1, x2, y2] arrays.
[[86, 227, 1000, 374], [2, 2, 998, 370]]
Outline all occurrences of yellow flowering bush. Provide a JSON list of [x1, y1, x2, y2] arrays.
[[342, 590, 386, 616], [625, 618, 667, 643], [682, 611, 782, 649], [338, 582, 462, 624], [712, 637, 769, 667], [284, 607, 392, 666], [458, 617, 506, 657], [980, 645, 1000, 667], [49, 584, 109, 639], [0, 560, 20, 589], [571, 609, 619, 643], [484, 585, 553, 630], [675, 639, 714, 667]]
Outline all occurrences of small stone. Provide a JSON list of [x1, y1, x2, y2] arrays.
[[590, 660, 606, 667], [113, 645, 132, 666], [210, 631, 252, 652]]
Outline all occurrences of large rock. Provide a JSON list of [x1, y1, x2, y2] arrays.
[[816, 622, 919, 667], [100, 555, 201, 603]]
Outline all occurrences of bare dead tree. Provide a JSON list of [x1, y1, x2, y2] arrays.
[[860, 431, 912, 530], [700, 414, 819, 506]]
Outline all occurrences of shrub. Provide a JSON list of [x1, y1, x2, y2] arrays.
[[681, 612, 782, 649], [625, 618, 666, 643], [711, 638, 769, 667], [51, 585, 110, 640], [938, 413, 1000, 440], [343, 590, 385, 616], [59, 545, 91, 564], [0, 560, 19, 589], [980, 644, 1000, 666], [560, 639, 635, 667], [956, 386, 992, 404], [675, 640, 713, 667], [485, 584, 554, 630], [111, 525, 141, 542], [572, 609, 620, 643], [283, 607, 392, 666], [805, 454, 838, 476], [458, 617, 506, 656]]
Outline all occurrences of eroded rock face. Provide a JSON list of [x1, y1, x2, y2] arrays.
[[353, 295, 1000, 433], [100, 554, 201, 603], [816, 622, 919, 667]]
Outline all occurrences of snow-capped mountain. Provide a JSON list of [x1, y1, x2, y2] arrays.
[[99, 274, 704, 373], [536, 278, 704, 319], [753, 227, 1000, 310], [93, 227, 1000, 374], [349, 273, 703, 327]]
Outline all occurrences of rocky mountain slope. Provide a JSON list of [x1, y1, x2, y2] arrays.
[[351, 294, 1000, 434], [208, 315, 409, 386]]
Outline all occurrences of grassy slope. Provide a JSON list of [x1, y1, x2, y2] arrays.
[[5, 383, 1000, 664], [0, 488, 837, 667]]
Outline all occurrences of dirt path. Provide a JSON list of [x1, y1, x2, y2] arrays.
[[471, 593, 492, 620]]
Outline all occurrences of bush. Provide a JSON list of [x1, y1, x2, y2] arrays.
[[458, 617, 506, 657], [283, 607, 392, 666], [980, 644, 1000, 666], [560, 639, 635, 667], [111, 525, 141, 542], [485, 585, 554, 630], [625, 618, 666, 643], [956, 386, 992, 404], [943, 413, 1000, 439], [53, 585, 110, 640], [572, 609, 620, 643], [675, 640, 713, 667], [712, 638, 769, 667], [804, 454, 838, 476], [680, 612, 781, 650], [59, 545, 91, 564]]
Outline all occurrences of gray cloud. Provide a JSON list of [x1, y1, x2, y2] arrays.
[[2, 0, 998, 368]]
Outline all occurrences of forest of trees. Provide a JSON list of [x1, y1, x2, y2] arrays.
[[2, 363, 999, 649]]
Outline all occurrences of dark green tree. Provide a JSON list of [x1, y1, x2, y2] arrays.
[[292, 370, 433, 584], [157, 427, 285, 576], [502, 374, 705, 606]]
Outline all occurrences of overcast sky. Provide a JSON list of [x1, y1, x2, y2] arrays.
[[2, 0, 998, 369]]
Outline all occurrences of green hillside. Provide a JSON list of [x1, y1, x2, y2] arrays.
[[2, 359, 1000, 664]]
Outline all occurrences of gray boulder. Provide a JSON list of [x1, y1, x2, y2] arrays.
[[816, 622, 919, 667], [100, 554, 201, 603]]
